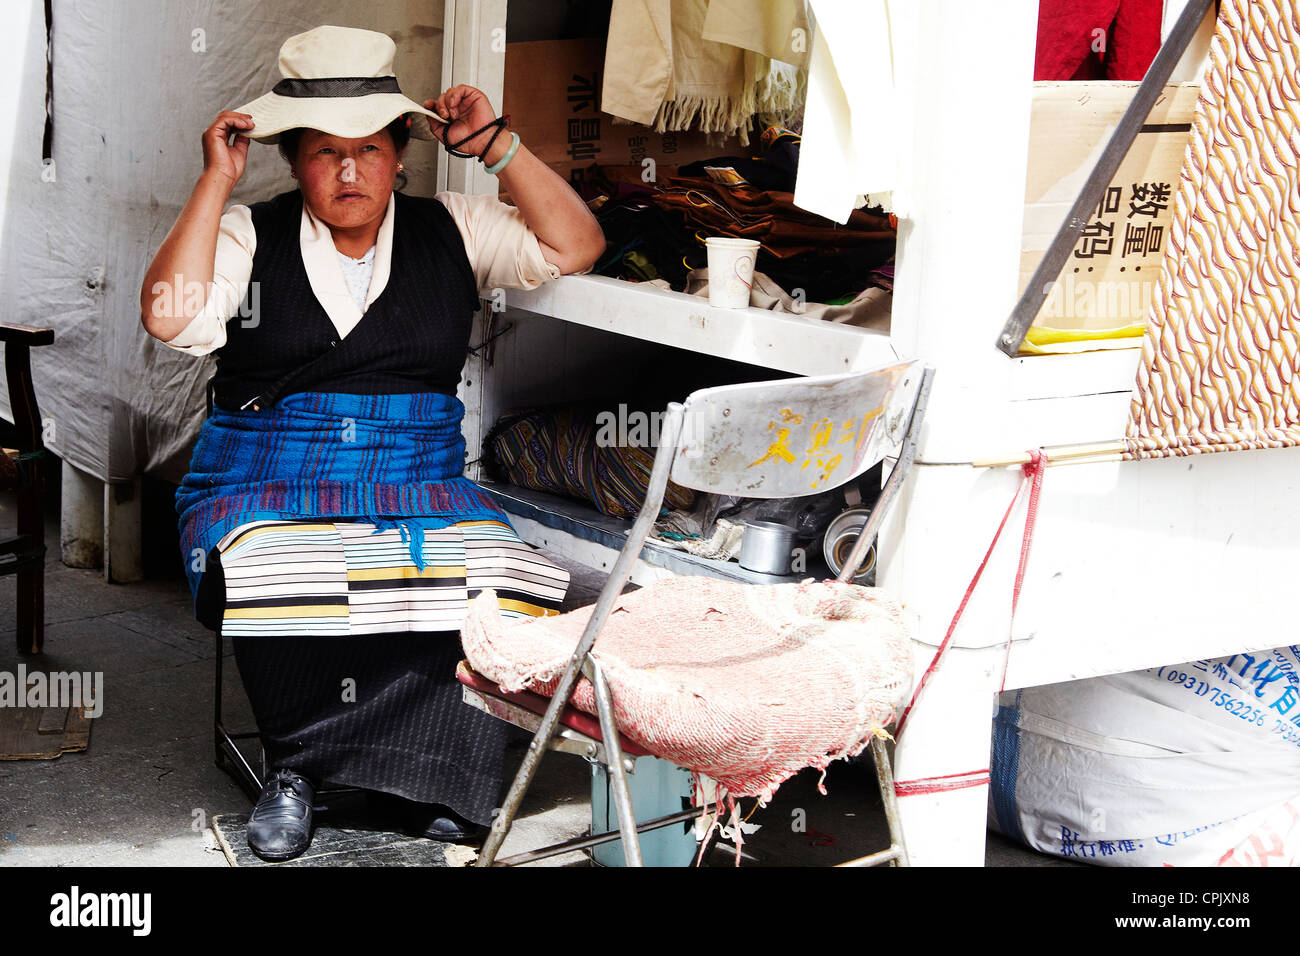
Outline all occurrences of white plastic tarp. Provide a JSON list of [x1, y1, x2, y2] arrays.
[[0, 0, 447, 484]]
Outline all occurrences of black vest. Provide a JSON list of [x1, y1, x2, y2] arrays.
[[211, 189, 480, 411]]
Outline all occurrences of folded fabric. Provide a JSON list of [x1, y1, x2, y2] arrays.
[[462, 576, 913, 803], [593, 194, 700, 289], [602, 0, 804, 146], [653, 175, 894, 257], [678, 267, 892, 331], [651, 514, 745, 560], [677, 136, 802, 191]]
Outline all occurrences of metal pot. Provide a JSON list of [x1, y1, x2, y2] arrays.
[[738, 520, 797, 575], [822, 507, 876, 583]]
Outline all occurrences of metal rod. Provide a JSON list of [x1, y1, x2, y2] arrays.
[[995, 0, 1215, 356], [868, 734, 909, 867], [835, 847, 903, 868], [589, 659, 642, 865], [972, 439, 1125, 469], [494, 807, 706, 867], [837, 367, 935, 583], [477, 405, 688, 866]]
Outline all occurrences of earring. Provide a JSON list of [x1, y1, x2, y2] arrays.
[[396, 163, 404, 172]]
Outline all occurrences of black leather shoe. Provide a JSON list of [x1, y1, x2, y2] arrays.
[[366, 791, 486, 844], [406, 803, 488, 844], [247, 769, 315, 861]]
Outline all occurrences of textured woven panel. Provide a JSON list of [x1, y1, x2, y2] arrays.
[[462, 577, 912, 802], [1125, 0, 1300, 459]]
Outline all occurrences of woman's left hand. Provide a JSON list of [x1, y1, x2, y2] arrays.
[[425, 86, 509, 165]]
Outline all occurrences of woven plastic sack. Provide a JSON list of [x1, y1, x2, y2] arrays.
[[990, 648, 1300, 866], [462, 576, 912, 802]]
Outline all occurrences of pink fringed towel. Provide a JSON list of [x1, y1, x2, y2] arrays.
[[462, 577, 913, 803]]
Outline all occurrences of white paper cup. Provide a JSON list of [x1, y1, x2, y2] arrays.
[[705, 237, 760, 309]]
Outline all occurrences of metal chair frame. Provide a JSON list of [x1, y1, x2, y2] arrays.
[[472, 361, 935, 866]]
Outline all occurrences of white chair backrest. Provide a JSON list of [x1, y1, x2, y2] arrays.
[[669, 360, 922, 499]]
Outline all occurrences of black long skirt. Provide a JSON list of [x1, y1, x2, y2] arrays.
[[231, 631, 514, 826]]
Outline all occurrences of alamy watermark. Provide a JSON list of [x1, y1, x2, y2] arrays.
[[0, 665, 103, 718], [593, 403, 712, 458], [150, 274, 260, 328], [1039, 274, 1155, 321], [49, 886, 150, 936]]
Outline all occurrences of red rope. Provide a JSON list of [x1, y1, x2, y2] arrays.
[[895, 769, 990, 797], [1000, 450, 1046, 693], [894, 450, 1046, 738]]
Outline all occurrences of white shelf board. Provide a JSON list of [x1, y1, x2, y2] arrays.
[[1007, 346, 1143, 402], [504, 274, 898, 376]]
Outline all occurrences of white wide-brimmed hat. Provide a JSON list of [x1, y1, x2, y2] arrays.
[[235, 25, 446, 144]]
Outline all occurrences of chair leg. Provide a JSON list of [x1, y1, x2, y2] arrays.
[[477, 649, 590, 865], [871, 733, 910, 866], [213, 629, 265, 801], [15, 459, 44, 655], [588, 657, 643, 866]]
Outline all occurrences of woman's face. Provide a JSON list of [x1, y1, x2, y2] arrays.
[[291, 128, 402, 232]]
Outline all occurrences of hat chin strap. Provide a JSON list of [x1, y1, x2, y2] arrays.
[[272, 76, 403, 98]]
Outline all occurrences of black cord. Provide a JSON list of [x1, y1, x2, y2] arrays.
[[42, 0, 53, 162], [440, 115, 509, 161]]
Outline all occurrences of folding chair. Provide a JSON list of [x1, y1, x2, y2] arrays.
[[461, 360, 934, 866]]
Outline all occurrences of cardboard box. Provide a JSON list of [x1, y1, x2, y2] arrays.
[[502, 38, 742, 193], [1019, 82, 1201, 353]]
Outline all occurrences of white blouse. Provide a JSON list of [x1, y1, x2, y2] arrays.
[[163, 191, 571, 355], [337, 245, 376, 311]]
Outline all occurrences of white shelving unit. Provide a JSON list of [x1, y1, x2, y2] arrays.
[[469, 276, 893, 585], [506, 274, 897, 377]]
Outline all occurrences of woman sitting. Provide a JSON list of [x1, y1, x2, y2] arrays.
[[140, 24, 604, 862]]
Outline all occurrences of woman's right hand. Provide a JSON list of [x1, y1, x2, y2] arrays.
[[202, 111, 255, 186]]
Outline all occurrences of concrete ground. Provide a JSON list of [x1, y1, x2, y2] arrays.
[[0, 486, 1062, 868]]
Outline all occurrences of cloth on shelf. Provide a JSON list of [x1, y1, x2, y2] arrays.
[[677, 129, 802, 191], [462, 576, 913, 804], [1034, 0, 1162, 81], [650, 514, 745, 560], [593, 195, 700, 290], [654, 174, 895, 257], [601, 0, 804, 147], [867, 259, 894, 292], [580, 155, 897, 300], [678, 267, 892, 330], [486, 405, 696, 520]]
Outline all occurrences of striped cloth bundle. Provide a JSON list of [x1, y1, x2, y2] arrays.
[[216, 518, 569, 637]]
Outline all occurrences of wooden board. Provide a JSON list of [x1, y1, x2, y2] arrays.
[[211, 814, 478, 868], [0, 705, 92, 759]]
